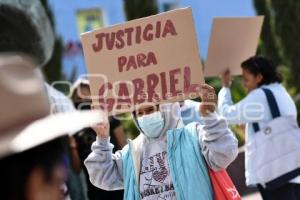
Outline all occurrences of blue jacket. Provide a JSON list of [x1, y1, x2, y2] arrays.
[[122, 123, 213, 200]]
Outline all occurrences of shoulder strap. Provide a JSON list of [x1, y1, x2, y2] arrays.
[[252, 88, 281, 132], [262, 88, 281, 118], [253, 123, 260, 133]]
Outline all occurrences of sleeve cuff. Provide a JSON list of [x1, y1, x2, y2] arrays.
[[219, 87, 231, 96], [201, 112, 219, 125], [96, 136, 111, 146]]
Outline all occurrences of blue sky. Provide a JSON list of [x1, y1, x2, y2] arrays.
[[164, 0, 256, 57], [48, 0, 256, 78]]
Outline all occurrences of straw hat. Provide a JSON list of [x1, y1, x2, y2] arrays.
[[0, 54, 105, 159]]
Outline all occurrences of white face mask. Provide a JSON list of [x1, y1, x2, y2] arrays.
[[137, 111, 165, 138]]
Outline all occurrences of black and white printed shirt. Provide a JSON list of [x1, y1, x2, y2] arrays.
[[139, 138, 176, 200]]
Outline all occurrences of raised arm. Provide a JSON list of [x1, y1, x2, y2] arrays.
[[84, 122, 125, 191], [197, 113, 238, 171], [218, 69, 267, 124], [218, 87, 267, 124], [198, 84, 238, 171]]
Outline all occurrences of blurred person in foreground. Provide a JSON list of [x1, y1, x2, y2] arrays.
[[0, 54, 101, 200], [0, 0, 98, 199], [71, 79, 126, 200]]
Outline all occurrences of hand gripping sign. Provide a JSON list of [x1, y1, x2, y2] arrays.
[[81, 8, 204, 115]]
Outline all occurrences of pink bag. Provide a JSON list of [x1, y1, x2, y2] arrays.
[[208, 169, 241, 200]]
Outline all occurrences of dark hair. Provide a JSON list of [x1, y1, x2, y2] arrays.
[[241, 56, 282, 86], [109, 117, 122, 153], [72, 83, 92, 110], [0, 136, 68, 200], [74, 117, 122, 161]]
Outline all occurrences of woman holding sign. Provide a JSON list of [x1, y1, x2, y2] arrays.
[[84, 84, 238, 200], [218, 56, 300, 200]]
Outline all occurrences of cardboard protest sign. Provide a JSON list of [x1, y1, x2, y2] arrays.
[[205, 16, 264, 77], [81, 8, 204, 115]]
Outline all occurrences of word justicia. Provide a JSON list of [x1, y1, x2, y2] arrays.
[[92, 19, 178, 52]]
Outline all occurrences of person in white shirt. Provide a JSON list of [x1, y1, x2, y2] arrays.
[[218, 56, 300, 200]]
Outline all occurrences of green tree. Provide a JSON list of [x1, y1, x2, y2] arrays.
[[40, 0, 65, 89], [124, 0, 158, 20], [253, 0, 300, 122]]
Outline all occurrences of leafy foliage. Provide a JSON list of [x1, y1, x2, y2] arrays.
[[124, 0, 159, 20], [41, 0, 72, 93], [254, 0, 300, 123]]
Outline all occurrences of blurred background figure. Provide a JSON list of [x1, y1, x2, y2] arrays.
[[46, 83, 89, 200], [71, 79, 126, 200]]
